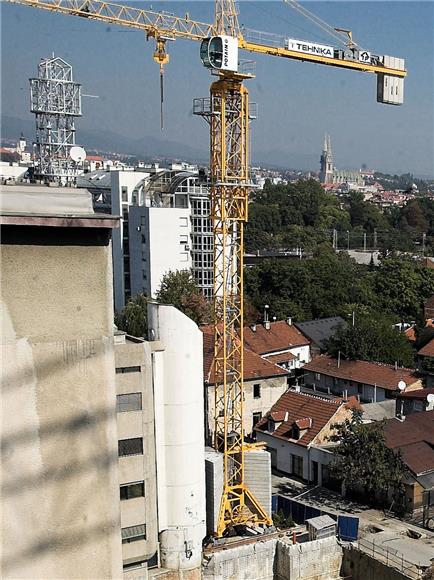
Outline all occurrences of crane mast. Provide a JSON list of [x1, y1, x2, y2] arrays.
[[5, 0, 407, 538]]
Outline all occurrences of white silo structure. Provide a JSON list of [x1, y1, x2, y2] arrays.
[[148, 303, 206, 572]]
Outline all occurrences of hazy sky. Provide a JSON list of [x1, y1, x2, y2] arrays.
[[1, 1, 433, 176]]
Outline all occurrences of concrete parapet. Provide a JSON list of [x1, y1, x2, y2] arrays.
[[275, 536, 343, 580]]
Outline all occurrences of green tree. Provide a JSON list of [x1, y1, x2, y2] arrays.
[[156, 269, 213, 325], [325, 314, 415, 367], [375, 257, 434, 319], [329, 411, 407, 509], [115, 293, 148, 338]]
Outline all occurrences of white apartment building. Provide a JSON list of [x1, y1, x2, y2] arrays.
[[129, 170, 214, 299]]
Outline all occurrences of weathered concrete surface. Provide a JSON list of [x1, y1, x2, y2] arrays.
[[1, 234, 122, 579], [203, 537, 277, 580], [341, 546, 417, 580], [275, 536, 343, 580]]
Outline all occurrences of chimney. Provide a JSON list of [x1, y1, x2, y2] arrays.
[[284, 411, 289, 422], [287, 316, 292, 326], [263, 304, 270, 329], [337, 351, 341, 368], [251, 324, 257, 332], [294, 382, 301, 392]]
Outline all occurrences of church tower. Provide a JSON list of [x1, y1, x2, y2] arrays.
[[320, 134, 334, 184]]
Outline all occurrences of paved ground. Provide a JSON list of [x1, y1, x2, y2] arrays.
[[272, 471, 434, 569]]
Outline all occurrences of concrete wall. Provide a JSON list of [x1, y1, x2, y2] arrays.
[[1, 226, 123, 579], [275, 536, 343, 580], [244, 449, 272, 518], [202, 536, 344, 580], [341, 546, 414, 580], [202, 537, 277, 580], [115, 336, 158, 568]]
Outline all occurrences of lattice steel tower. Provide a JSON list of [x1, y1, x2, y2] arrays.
[[30, 55, 82, 184]]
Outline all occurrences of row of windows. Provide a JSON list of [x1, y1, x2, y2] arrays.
[[116, 393, 142, 413], [192, 235, 213, 251], [193, 253, 213, 269], [195, 271, 214, 285], [192, 218, 212, 234], [120, 481, 144, 500]]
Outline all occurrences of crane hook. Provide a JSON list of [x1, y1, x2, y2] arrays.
[[153, 38, 169, 131]]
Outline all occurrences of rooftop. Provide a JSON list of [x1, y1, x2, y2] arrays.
[[397, 387, 434, 401], [201, 326, 289, 384], [303, 355, 420, 392], [385, 410, 434, 477], [244, 320, 310, 355], [295, 317, 345, 349], [0, 184, 118, 228], [418, 338, 434, 357], [255, 388, 358, 447]]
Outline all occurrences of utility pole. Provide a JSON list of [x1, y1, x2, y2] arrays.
[[363, 232, 367, 252], [347, 230, 350, 251], [374, 229, 377, 249], [422, 233, 426, 257]]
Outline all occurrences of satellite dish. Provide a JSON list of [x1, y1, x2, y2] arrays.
[[398, 380, 406, 391], [427, 393, 434, 403], [70, 146, 87, 163]]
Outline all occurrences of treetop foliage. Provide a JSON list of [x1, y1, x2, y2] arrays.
[[329, 410, 408, 509]]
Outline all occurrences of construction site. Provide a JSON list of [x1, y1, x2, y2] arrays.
[[3, 0, 434, 579]]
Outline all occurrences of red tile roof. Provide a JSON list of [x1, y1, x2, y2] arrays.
[[255, 389, 346, 446], [418, 338, 434, 357], [201, 326, 289, 384], [244, 321, 310, 355], [397, 388, 434, 401], [385, 411, 434, 475], [304, 355, 419, 392]]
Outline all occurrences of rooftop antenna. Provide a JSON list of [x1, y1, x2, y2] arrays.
[[30, 55, 82, 185]]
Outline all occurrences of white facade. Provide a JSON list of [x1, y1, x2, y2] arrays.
[[0, 161, 30, 182], [129, 206, 192, 298], [148, 303, 206, 571]]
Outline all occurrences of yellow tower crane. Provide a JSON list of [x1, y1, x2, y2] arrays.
[[5, 0, 407, 538]]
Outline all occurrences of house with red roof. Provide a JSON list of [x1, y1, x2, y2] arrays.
[[303, 355, 422, 403], [244, 319, 311, 374], [255, 388, 361, 484], [384, 410, 434, 512], [201, 325, 290, 443], [396, 387, 434, 416]]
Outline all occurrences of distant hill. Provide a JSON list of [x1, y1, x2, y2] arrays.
[[2, 113, 321, 170], [1, 115, 208, 163]]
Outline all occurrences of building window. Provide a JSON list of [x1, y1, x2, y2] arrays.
[[357, 384, 363, 395], [120, 481, 145, 500], [121, 524, 146, 544], [121, 186, 128, 202], [118, 438, 143, 457], [116, 393, 142, 413], [315, 373, 321, 381], [116, 366, 141, 374], [292, 455, 304, 478], [253, 384, 261, 399], [252, 412, 262, 428]]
